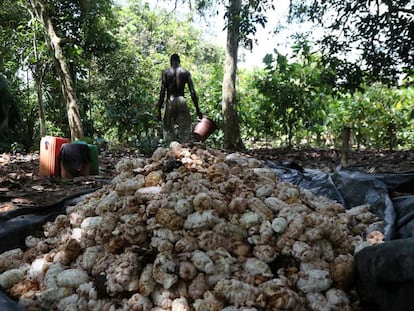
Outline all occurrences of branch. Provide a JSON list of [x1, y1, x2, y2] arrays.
[[393, 7, 414, 15], [383, 0, 414, 15]]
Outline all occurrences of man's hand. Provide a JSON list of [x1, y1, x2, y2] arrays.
[[196, 109, 203, 120]]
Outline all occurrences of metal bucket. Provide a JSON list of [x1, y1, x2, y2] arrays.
[[193, 117, 218, 141]]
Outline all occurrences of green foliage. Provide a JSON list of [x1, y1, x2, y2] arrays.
[[328, 83, 414, 150], [189, 48, 225, 148], [249, 39, 335, 147], [10, 141, 25, 154], [1, 0, 120, 148], [238, 67, 272, 145], [290, 0, 413, 84], [0, 73, 24, 148], [0, 0, 29, 75], [238, 35, 413, 150]]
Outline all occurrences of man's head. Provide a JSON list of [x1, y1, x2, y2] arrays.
[[170, 53, 180, 66]]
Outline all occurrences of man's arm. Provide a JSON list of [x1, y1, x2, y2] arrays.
[[187, 73, 203, 119]]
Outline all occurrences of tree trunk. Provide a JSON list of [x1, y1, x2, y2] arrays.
[[222, 0, 244, 150], [28, 0, 84, 141], [0, 74, 11, 139], [34, 67, 46, 137], [388, 122, 397, 151], [28, 6, 47, 137], [341, 125, 351, 167]]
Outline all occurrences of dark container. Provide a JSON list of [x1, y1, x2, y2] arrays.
[[193, 117, 218, 141]]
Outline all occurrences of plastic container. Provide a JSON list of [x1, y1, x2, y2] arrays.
[[59, 143, 91, 178], [88, 144, 99, 175], [39, 136, 70, 176], [193, 117, 218, 141]]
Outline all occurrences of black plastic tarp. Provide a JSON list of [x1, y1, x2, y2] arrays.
[[0, 287, 26, 311], [266, 161, 414, 241], [0, 190, 97, 254], [393, 195, 414, 239], [330, 168, 397, 240], [354, 237, 414, 311], [265, 163, 346, 206]]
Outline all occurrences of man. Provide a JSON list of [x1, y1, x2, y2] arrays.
[[156, 53, 203, 144]]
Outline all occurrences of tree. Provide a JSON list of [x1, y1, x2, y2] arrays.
[[23, 7, 49, 138], [221, 0, 243, 149], [27, 0, 84, 141], [1, 0, 63, 142], [290, 0, 414, 85], [0, 74, 14, 139], [10, 0, 118, 142]]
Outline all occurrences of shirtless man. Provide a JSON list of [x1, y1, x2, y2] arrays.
[[156, 53, 203, 144]]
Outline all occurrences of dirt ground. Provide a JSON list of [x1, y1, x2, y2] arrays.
[[0, 147, 413, 213], [248, 147, 414, 173]]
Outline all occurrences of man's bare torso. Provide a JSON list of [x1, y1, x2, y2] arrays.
[[162, 67, 191, 98]]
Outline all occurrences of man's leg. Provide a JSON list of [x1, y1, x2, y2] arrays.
[[163, 100, 176, 144], [176, 97, 192, 143]]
